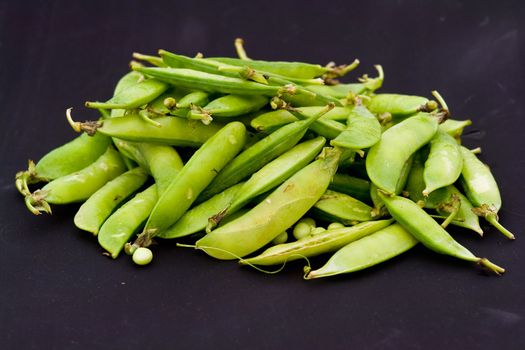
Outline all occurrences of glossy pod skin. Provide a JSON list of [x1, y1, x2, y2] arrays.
[[194, 147, 341, 260], [378, 192, 504, 274], [423, 130, 463, 195], [366, 94, 434, 117], [330, 104, 381, 151], [74, 167, 149, 235], [311, 190, 373, 224], [460, 146, 514, 239], [25, 146, 127, 214], [328, 173, 371, 204], [240, 219, 392, 266], [136, 122, 247, 246], [366, 113, 438, 193], [304, 223, 418, 279], [15, 132, 111, 195], [98, 185, 158, 258]]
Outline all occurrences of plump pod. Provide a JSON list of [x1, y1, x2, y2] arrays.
[[367, 94, 435, 117], [312, 190, 373, 224], [460, 146, 514, 239], [304, 223, 418, 279], [366, 113, 438, 193], [439, 119, 472, 138], [194, 147, 341, 260], [188, 94, 269, 121], [240, 219, 392, 266], [378, 192, 504, 274], [330, 104, 381, 151], [74, 167, 149, 235]]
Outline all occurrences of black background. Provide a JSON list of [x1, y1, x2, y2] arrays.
[[1, 1, 524, 349]]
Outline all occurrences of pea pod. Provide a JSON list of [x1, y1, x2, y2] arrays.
[[366, 113, 439, 193], [197, 104, 334, 202], [194, 147, 341, 260], [188, 94, 269, 122], [460, 146, 514, 239], [98, 185, 158, 258], [423, 130, 463, 195], [312, 190, 373, 225], [330, 104, 381, 151], [378, 192, 504, 274], [74, 167, 149, 235], [240, 219, 392, 266], [304, 223, 417, 279], [367, 94, 437, 117], [15, 132, 111, 196], [328, 173, 371, 204], [25, 146, 127, 215], [134, 122, 247, 247], [439, 119, 472, 139]]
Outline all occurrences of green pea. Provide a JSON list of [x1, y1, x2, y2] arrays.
[[310, 227, 326, 235], [272, 232, 288, 245], [327, 222, 345, 230], [298, 217, 316, 227], [304, 223, 417, 279], [132, 247, 153, 266], [312, 190, 373, 224], [293, 222, 313, 240]]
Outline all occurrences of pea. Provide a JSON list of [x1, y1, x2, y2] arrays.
[[132, 247, 153, 266]]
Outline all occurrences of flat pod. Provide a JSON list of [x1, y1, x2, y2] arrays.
[[304, 223, 418, 279], [312, 190, 373, 224], [195, 147, 341, 260]]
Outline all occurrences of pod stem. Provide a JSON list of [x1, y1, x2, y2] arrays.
[[188, 105, 213, 125], [486, 214, 515, 240], [359, 65, 384, 92], [25, 189, 52, 215], [66, 108, 101, 135], [138, 110, 162, 128], [234, 38, 251, 60], [206, 207, 229, 234], [478, 258, 505, 275], [132, 228, 158, 248], [15, 160, 42, 196]]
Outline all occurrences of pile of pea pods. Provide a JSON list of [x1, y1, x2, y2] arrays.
[[15, 39, 514, 277]]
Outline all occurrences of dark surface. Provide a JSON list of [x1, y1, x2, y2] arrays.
[[1, 1, 524, 349]]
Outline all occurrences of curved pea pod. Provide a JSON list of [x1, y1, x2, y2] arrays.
[[240, 219, 392, 266], [460, 146, 514, 239], [423, 131, 463, 196], [74, 167, 149, 235], [328, 173, 371, 204], [208, 136, 326, 229], [311, 190, 373, 225], [15, 132, 111, 196], [77, 114, 224, 147], [197, 104, 334, 202], [188, 94, 269, 122], [378, 193, 504, 274], [439, 119, 472, 139], [330, 105, 381, 152], [366, 113, 438, 194], [194, 147, 341, 260], [98, 185, 158, 258], [136, 122, 247, 246], [304, 223, 418, 279], [366, 94, 436, 117], [85, 78, 168, 109], [160, 182, 245, 239], [25, 146, 127, 215]]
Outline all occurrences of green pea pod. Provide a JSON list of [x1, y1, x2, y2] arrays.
[[146, 89, 188, 115], [160, 182, 245, 239], [303, 84, 367, 99], [98, 185, 158, 258], [460, 146, 514, 239], [250, 109, 297, 133], [194, 147, 341, 260], [74, 167, 149, 235], [176, 91, 210, 108], [240, 219, 392, 266], [439, 119, 472, 139], [304, 223, 418, 279], [366, 113, 438, 194], [330, 105, 381, 151], [378, 193, 504, 274], [197, 104, 335, 202], [86, 78, 168, 109], [312, 190, 373, 224], [367, 94, 436, 117], [25, 146, 127, 215], [15, 132, 111, 196], [328, 173, 371, 204], [208, 136, 327, 230], [423, 130, 463, 195], [189, 94, 269, 122], [136, 122, 247, 246]]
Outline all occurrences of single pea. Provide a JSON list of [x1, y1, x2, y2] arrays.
[[293, 222, 313, 240], [298, 217, 316, 227], [132, 247, 153, 266], [327, 222, 345, 230], [272, 231, 288, 245], [310, 227, 327, 235]]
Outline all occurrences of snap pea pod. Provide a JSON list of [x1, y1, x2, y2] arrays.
[[74, 167, 149, 235], [330, 104, 381, 151], [328, 173, 371, 204], [240, 219, 392, 266], [134, 122, 247, 247], [197, 104, 334, 202], [160, 182, 245, 239], [366, 113, 439, 194], [176, 91, 210, 108], [145, 89, 188, 115], [132, 52, 167, 67], [71, 114, 224, 147], [15, 132, 111, 195], [304, 223, 417, 279], [366, 94, 437, 117], [207, 136, 326, 230], [98, 185, 158, 258], [439, 119, 472, 139], [86, 78, 168, 109], [378, 193, 504, 274], [460, 146, 514, 239], [311, 190, 373, 224], [303, 84, 367, 99], [423, 130, 463, 195], [193, 147, 341, 260], [25, 146, 127, 215], [188, 94, 269, 122]]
